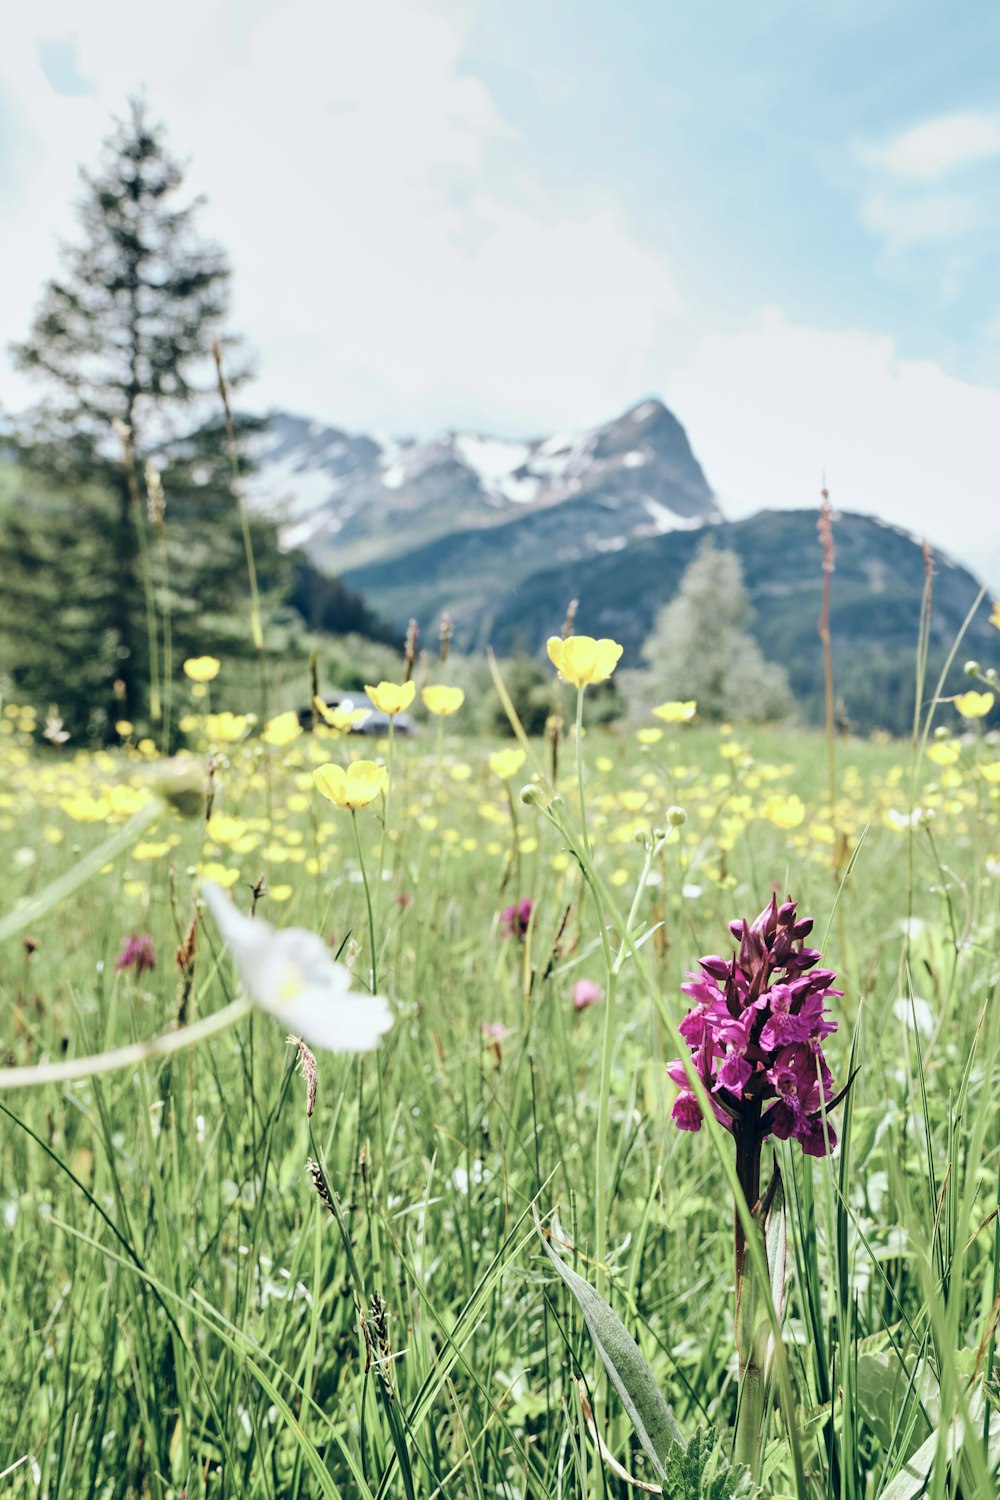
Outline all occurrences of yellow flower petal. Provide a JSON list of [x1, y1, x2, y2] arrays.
[[364, 680, 416, 715], [262, 711, 303, 747], [488, 747, 526, 780], [652, 700, 697, 724], [182, 656, 221, 683], [547, 634, 623, 688], [954, 690, 994, 719], [422, 684, 465, 716], [313, 760, 387, 809]]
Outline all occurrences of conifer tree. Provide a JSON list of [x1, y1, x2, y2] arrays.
[[3, 97, 281, 739], [638, 537, 792, 722]]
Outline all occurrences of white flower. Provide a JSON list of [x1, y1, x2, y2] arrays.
[[202, 882, 393, 1053]]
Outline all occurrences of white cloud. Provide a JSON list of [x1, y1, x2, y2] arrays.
[[860, 190, 980, 251], [2, 2, 999, 588], [662, 308, 1000, 586], [860, 111, 1000, 181], [0, 0, 680, 434]]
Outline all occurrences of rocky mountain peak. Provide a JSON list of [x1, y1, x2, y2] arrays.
[[249, 398, 722, 572]]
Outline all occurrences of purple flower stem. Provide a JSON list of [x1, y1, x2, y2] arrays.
[[734, 1099, 763, 1286]]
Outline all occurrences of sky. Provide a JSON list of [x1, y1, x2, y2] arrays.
[[2, 0, 999, 586]]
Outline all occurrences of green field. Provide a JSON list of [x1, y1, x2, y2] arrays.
[[0, 671, 998, 1498]]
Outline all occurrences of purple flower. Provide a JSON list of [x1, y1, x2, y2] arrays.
[[500, 898, 534, 940], [666, 895, 842, 1158], [114, 933, 157, 976], [572, 979, 605, 1011]]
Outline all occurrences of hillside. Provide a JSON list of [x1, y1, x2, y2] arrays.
[[344, 508, 995, 733]]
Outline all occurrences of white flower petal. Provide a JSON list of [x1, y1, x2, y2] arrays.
[[202, 882, 393, 1053]]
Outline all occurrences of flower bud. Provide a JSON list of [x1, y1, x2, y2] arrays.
[[519, 783, 543, 806], [964, 660, 981, 677], [666, 805, 687, 827]]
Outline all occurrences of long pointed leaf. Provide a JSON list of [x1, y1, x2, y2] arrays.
[[534, 1208, 683, 1475]]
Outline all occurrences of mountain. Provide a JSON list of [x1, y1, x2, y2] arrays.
[[247, 400, 995, 732], [247, 398, 722, 574], [341, 507, 995, 733]]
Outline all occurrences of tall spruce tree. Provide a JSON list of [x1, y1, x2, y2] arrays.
[[637, 537, 793, 722], [3, 97, 282, 739]]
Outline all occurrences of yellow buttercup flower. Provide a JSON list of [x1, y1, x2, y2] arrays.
[[365, 680, 416, 715], [182, 656, 221, 683], [489, 747, 526, 780], [204, 711, 252, 743], [546, 635, 623, 688], [422, 684, 465, 716], [313, 697, 371, 733], [262, 711, 303, 748], [989, 600, 1000, 630], [652, 700, 697, 724], [313, 760, 388, 809], [954, 690, 994, 719]]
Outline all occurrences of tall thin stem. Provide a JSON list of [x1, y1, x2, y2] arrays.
[[352, 809, 378, 995]]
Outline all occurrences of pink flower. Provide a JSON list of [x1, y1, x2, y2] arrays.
[[572, 979, 604, 1011], [666, 895, 842, 1158], [499, 898, 534, 940], [114, 933, 156, 976]]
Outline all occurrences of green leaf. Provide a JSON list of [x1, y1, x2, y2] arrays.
[[533, 1207, 683, 1476], [663, 1427, 758, 1500]]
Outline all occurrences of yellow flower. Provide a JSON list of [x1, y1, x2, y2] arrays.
[[313, 697, 371, 732], [262, 711, 303, 747], [313, 760, 388, 809], [762, 793, 806, 829], [204, 711, 251, 743], [183, 656, 221, 683], [365, 680, 416, 715], [652, 700, 697, 724], [198, 861, 240, 888], [546, 635, 623, 688], [422, 684, 465, 716], [115, 720, 134, 738], [990, 600, 1000, 630], [954, 690, 995, 719], [489, 747, 526, 780]]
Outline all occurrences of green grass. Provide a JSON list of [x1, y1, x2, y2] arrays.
[[0, 696, 997, 1498]]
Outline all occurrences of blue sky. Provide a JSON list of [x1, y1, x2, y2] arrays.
[[462, 0, 1000, 384], [1, 0, 998, 584]]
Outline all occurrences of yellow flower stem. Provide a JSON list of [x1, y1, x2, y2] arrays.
[[575, 687, 590, 852], [351, 809, 378, 995], [568, 685, 618, 1318], [503, 780, 522, 901], [374, 715, 395, 912]]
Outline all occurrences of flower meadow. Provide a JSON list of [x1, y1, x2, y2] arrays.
[[0, 636, 999, 1499]]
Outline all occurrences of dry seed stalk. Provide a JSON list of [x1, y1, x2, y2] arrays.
[[289, 1036, 318, 1117]]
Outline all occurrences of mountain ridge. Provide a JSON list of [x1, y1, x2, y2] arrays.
[[247, 396, 722, 574]]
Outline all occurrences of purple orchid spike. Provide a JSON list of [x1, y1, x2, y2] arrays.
[[667, 894, 841, 1159]]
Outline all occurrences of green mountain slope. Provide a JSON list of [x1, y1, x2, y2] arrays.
[[344, 508, 995, 733]]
